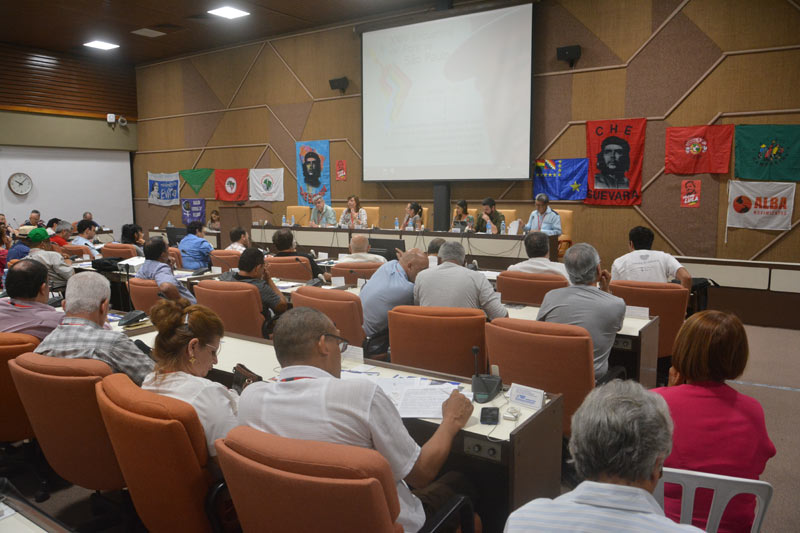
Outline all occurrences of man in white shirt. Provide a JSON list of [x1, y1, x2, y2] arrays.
[[522, 193, 561, 236], [225, 227, 250, 252], [611, 226, 691, 290], [414, 242, 508, 320], [507, 231, 568, 280], [26, 228, 74, 291], [505, 380, 700, 532], [238, 307, 475, 533], [71, 219, 99, 258], [344, 234, 386, 263]]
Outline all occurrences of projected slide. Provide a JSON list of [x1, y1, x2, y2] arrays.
[[363, 4, 532, 182]]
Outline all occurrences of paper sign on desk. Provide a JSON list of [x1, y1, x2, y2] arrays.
[[508, 220, 520, 235], [625, 305, 650, 319], [509, 383, 544, 411], [331, 276, 346, 286], [318, 251, 328, 260]]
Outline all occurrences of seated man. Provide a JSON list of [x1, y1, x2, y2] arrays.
[[238, 307, 476, 533], [505, 380, 699, 532], [507, 231, 568, 279], [474, 197, 505, 234], [0, 260, 63, 339], [50, 220, 72, 247], [136, 237, 196, 304], [537, 243, 625, 381], [523, 193, 562, 236], [360, 248, 428, 353], [309, 194, 336, 227], [24, 209, 45, 228], [345, 234, 386, 263], [26, 228, 74, 291], [219, 247, 287, 337], [7, 226, 34, 261], [81, 211, 101, 228], [71, 219, 99, 258], [612, 226, 692, 290], [414, 242, 507, 320], [178, 221, 213, 270], [45, 217, 60, 237], [225, 227, 250, 252], [35, 272, 155, 385], [271, 228, 329, 281], [426, 237, 446, 258]]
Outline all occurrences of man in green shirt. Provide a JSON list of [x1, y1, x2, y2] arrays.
[[474, 197, 505, 234]]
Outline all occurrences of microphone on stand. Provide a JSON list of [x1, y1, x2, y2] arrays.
[[471, 345, 502, 404]]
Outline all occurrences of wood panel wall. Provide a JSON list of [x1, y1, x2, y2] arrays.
[[133, 0, 800, 267], [0, 43, 137, 121]]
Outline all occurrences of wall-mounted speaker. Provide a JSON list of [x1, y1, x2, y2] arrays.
[[557, 45, 581, 68], [328, 77, 349, 94]]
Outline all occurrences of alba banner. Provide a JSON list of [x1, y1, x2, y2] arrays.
[[726, 181, 795, 231], [249, 168, 284, 201]]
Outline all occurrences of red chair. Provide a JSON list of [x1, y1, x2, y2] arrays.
[[331, 262, 383, 285], [291, 286, 365, 347], [496, 271, 568, 306], [129, 278, 161, 313], [1, 333, 40, 444], [266, 256, 312, 281], [62, 244, 92, 257], [195, 280, 265, 337], [168, 247, 183, 269], [101, 243, 138, 259], [210, 250, 241, 272]]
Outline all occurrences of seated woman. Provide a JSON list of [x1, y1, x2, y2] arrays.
[[120, 223, 145, 256], [207, 209, 221, 232], [142, 299, 238, 458], [339, 195, 367, 228], [451, 199, 474, 231], [654, 310, 775, 533], [401, 201, 423, 231]]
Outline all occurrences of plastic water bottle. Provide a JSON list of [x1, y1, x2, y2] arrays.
[[282, 215, 287, 226], [500, 221, 506, 235], [291, 214, 295, 226], [166, 220, 173, 227], [486, 220, 492, 234], [394, 217, 399, 230]]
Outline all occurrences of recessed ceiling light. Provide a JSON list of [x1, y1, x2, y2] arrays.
[[84, 40, 119, 50], [131, 28, 166, 38], [207, 6, 250, 19]]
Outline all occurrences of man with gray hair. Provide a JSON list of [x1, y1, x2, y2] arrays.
[[35, 272, 154, 385], [346, 234, 386, 263], [414, 241, 507, 320], [505, 380, 700, 532], [537, 243, 625, 380], [309, 194, 336, 227], [522, 193, 561, 235], [507, 231, 568, 279]]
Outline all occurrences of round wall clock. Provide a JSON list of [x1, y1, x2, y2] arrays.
[[8, 172, 33, 196]]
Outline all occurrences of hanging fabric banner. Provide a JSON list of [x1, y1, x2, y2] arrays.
[[533, 158, 589, 200], [214, 168, 249, 202], [180, 168, 214, 194], [665, 124, 734, 175], [735, 124, 800, 181], [181, 199, 206, 225], [147, 172, 180, 207], [585, 118, 646, 205], [726, 180, 795, 231], [296, 140, 331, 206], [249, 168, 284, 201]]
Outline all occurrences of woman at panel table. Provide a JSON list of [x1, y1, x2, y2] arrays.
[[653, 310, 775, 533], [207, 209, 221, 232], [451, 199, 475, 231], [401, 201, 423, 231], [141, 299, 239, 460], [339, 194, 367, 229]]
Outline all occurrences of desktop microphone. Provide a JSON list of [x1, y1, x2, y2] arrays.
[[309, 249, 317, 259], [471, 345, 502, 404], [294, 256, 324, 287]]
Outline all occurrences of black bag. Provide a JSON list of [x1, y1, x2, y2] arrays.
[[91, 258, 121, 272], [231, 363, 262, 394]]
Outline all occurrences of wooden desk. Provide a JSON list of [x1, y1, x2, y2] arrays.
[[128, 329, 563, 532]]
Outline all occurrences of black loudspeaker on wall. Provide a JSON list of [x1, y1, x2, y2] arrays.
[[557, 45, 581, 68], [328, 77, 349, 94]]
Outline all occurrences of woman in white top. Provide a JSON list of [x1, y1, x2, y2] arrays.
[[141, 298, 238, 458], [339, 195, 367, 228]]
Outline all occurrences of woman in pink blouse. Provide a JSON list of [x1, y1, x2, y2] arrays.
[[654, 310, 775, 533]]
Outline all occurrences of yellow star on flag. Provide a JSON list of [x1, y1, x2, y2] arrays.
[[570, 181, 581, 191]]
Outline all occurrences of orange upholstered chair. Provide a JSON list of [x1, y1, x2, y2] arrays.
[[265, 255, 312, 281], [485, 318, 593, 436], [62, 243, 92, 257], [96, 373, 221, 533], [101, 243, 138, 259], [331, 261, 383, 285], [0, 333, 40, 444], [388, 306, 487, 377], [210, 250, 241, 272], [168, 247, 183, 269], [496, 271, 568, 306], [333, 206, 346, 224], [609, 280, 689, 360], [8, 354, 125, 492], [291, 286, 365, 347], [129, 278, 161, 313], [556, 209, 573, 258], [286, 206, 311, 226], [363, 206, 381, 227], [195, 280, 264, 337]]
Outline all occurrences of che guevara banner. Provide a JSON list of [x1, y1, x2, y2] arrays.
[[665, 124, 734, 174], [214, 168, 248, 202], [726, 180, 795, 231], [585, 118, 646, 205], [735, 125, 800, 181]]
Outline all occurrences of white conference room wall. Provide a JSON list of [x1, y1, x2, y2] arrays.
[[0, 145, 133, 236]]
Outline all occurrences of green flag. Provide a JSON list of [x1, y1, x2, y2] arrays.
[[179, 168, 214, 194], [735, 125, 800, 181]]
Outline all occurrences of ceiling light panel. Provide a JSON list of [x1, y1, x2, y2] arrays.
[[83, 40, 119, 50], [207, 7, 250, 19]]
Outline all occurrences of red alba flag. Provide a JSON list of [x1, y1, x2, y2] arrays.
[[214, 168, 249, 202], [665, 124, 734, 175], [585, 118, 646, 206]]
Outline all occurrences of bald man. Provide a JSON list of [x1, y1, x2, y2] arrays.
[[346, 235, 387, 263]]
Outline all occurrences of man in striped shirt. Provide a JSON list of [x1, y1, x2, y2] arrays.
[[504, 381, 701, 532]]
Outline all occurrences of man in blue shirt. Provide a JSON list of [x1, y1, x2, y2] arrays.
[[360, 248, 428, 354], [136, 237, 196, 303], [71, 220, 99, 258], [523, 193, 562, 236], [178, 221, 213, 270]]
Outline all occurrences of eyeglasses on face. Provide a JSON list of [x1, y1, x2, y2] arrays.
[[323, 333, 349, 352]]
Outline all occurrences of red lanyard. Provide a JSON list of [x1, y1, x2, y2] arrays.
[[537, 213, 543, 230], [280, 376, 315, 382]]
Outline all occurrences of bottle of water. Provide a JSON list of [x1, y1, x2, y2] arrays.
[[394, 217, 400, 230], [167, 220, 173, 227], [291, 214, 295, 226], [500, 221, 506, 235], [282, 215, 287, 226], [486, 221, 492, 234]]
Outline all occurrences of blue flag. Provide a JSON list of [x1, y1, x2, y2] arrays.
[[533, 158, 589, 200]]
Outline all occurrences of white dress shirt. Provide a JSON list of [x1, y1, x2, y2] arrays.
[[345, 251, 387, 263], [507, 257, 568, 279]]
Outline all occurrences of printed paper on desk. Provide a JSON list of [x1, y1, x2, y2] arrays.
[[509, 383, 544, 411], [317, 251, 328, 260], [625, 305, 649, 319], [398, 385, 457, 418], [331, 276, 346, 286], [508, 220, 520, 235], [341, 345, 364, 363], [357, 277, 367, 289], [482, 271, 500, 281]]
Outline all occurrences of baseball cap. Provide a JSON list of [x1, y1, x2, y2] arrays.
[[28, 228, 50, 243]]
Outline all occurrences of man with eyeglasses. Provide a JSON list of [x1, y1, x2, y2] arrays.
[[238, 307, 477, 533]]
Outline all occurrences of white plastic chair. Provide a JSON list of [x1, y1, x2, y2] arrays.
[[654, 467, 773, 533]]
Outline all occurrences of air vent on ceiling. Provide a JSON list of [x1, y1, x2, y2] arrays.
[[131, 28, 166, 38]]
